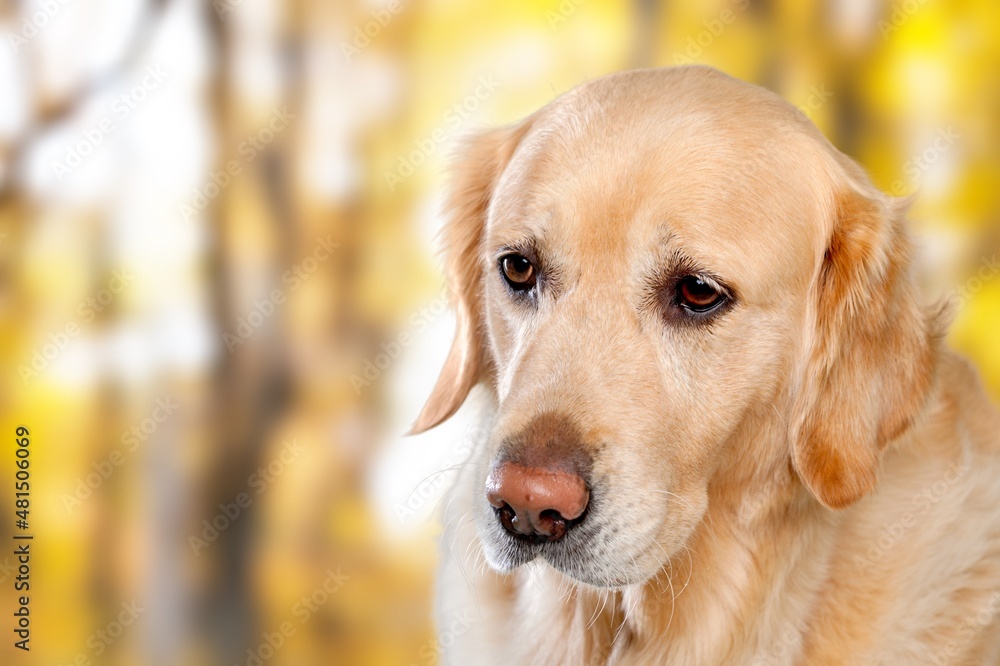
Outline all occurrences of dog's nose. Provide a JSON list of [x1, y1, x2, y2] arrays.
[[486, 462, 589, 542]]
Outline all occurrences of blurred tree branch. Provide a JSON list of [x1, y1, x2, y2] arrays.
[[0, 0, 172, 203]]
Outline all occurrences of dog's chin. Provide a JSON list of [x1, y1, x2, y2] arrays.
[[479, 526, 665, 589]]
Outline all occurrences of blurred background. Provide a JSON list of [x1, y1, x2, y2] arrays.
[[0, 0, 998, 664]]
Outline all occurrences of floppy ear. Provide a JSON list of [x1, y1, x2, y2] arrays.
[[408, 122, 533, 434], [791, 184, 940, 509]]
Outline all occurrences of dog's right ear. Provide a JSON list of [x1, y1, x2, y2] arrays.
[[408, 121, 533, 435], [790, 183, 939, 509]]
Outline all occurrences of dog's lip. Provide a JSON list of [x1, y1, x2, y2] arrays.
[[483, 530, 654, 589]]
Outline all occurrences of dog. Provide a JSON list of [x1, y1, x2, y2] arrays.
[[409, 66, 1000, 665]]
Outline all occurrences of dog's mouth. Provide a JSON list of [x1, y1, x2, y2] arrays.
[[481, 516, 602, 584], [479, 491, 659, 588]]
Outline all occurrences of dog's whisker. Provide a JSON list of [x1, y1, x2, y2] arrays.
[[649, 488, 697, 513], [611, 561, 642, 646], [663, 566, 677, 637], [450, 512, 479, 586], [650, 538, 673, 596], [404, 462, 477, 505], [585, 587, 604, 630], [682, 544, 694, 591]]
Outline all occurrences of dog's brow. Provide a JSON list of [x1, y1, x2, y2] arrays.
[[654, 232, 731, 285], [671, 250, 717, 281], [491, 237, 539, 260]]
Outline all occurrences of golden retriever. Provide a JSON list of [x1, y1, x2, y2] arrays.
[[409, 66, 1000, 665]]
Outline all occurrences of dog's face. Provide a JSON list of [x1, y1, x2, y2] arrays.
[[412, 67, 935, 588]]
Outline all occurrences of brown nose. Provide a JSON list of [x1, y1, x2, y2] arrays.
[[486, 462, 589, 542]]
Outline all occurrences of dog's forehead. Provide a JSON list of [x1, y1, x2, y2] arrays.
[[487, 69, 831, 297]]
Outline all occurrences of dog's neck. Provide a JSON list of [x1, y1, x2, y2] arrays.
[[628, 483, 835, 662]]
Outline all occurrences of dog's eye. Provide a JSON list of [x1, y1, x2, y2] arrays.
[[677, 276, 726, 313], [500, 254, 536, 291]]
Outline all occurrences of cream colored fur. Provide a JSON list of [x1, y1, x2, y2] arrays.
[[414, 66, 1000, 665]]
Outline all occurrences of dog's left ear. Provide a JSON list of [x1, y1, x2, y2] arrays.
[[408, 120, 534, 435], [791, 182, 939, 509]]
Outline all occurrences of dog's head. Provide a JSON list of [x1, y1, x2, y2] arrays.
[[411, 67, 937, 587]]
